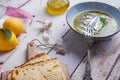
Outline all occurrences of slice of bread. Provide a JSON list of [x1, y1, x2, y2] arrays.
[[22, 52, 50, 66], [2, 63, 70, 80], [12, 58, 66, 80], [7, 52, 50, 80]]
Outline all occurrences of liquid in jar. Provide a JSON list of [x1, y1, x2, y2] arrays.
[[47, 0, 69, 15]]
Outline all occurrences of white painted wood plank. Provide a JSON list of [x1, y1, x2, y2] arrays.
[[20, 0, 70, 44], [2, 0, 48, 71], [2, 0, 96, 73], [0, 0, 10, 5], [9, 0, 31, 8], [2, 19, 42, 71], [0, 0, 30, 7], [20, 0, 97, 43], [71, 32, 120, 80], [2, 0, 95, 72], [107, 55, 120, 80], [48, 30, 89, 75], [46, 0, 97, 75], [2, 0, 120, 79], [71, 58, 86, 80], [71, 0, 120, 79], [0, 5, 7, 19], [0, 0, 31, 61], [95, 0, 120, 8]]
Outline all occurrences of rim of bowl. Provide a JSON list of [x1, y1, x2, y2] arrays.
[[66, 2, 120, 38]]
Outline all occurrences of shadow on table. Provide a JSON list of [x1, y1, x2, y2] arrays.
[[62, 29, 88, 57], [49, 29, 90, 75]]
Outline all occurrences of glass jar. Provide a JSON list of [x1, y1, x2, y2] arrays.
[[47, 0, 69, 15]]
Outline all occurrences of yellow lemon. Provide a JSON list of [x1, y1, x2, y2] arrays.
[[0, 29, 19, 51], [3, 17, 24, 36]]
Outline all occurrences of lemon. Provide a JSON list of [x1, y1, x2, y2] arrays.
[[3, 17, 24, 36], [0, 29, 19, 51]]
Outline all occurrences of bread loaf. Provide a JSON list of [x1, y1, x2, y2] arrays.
[[7, 53, 68, 80], [8, 52, 50, 80], [12, 58, 66, 80]]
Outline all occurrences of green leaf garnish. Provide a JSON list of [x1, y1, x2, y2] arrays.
[[94, 17, 108, 35], [100, 17, 108, 27], [0, 29, 12, 39]]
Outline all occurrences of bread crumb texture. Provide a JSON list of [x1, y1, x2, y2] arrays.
[[12, 58, 66, 80]]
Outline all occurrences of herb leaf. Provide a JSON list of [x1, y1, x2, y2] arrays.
[[0, 29, 12, 39], [94, 17, 108, 35], [100, 17, 108, 27]]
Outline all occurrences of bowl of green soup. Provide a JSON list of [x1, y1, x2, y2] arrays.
[[66, 2, 120, 41]]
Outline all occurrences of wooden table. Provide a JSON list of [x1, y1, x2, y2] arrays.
[[1, 0, 120, 80]]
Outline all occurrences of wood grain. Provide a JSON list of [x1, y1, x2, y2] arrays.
[[1, 0, 120, 80], [0, 0, 30, 7], [71, 32, 120, 80], [48, 30, 89, 75], [107, 54, 120, 80]]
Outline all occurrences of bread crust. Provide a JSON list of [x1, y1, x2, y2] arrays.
[[12, 58, 66, 80], [20, 52, 49, 66], [27, 52, 47, 62], [15, 58, 57, 69], [8, 52, 50, 80], [6, 53, 70, 80]]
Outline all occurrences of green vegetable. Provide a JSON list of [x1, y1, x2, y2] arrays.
[[94, 17, 108, 35], [100, 17, 108, 26], [0, 29, 12, 39]]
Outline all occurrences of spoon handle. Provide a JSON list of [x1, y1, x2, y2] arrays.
[[83, 49, 93, 80]]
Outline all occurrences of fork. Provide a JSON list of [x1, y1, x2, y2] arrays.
[[83, 15, 100, 80]]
